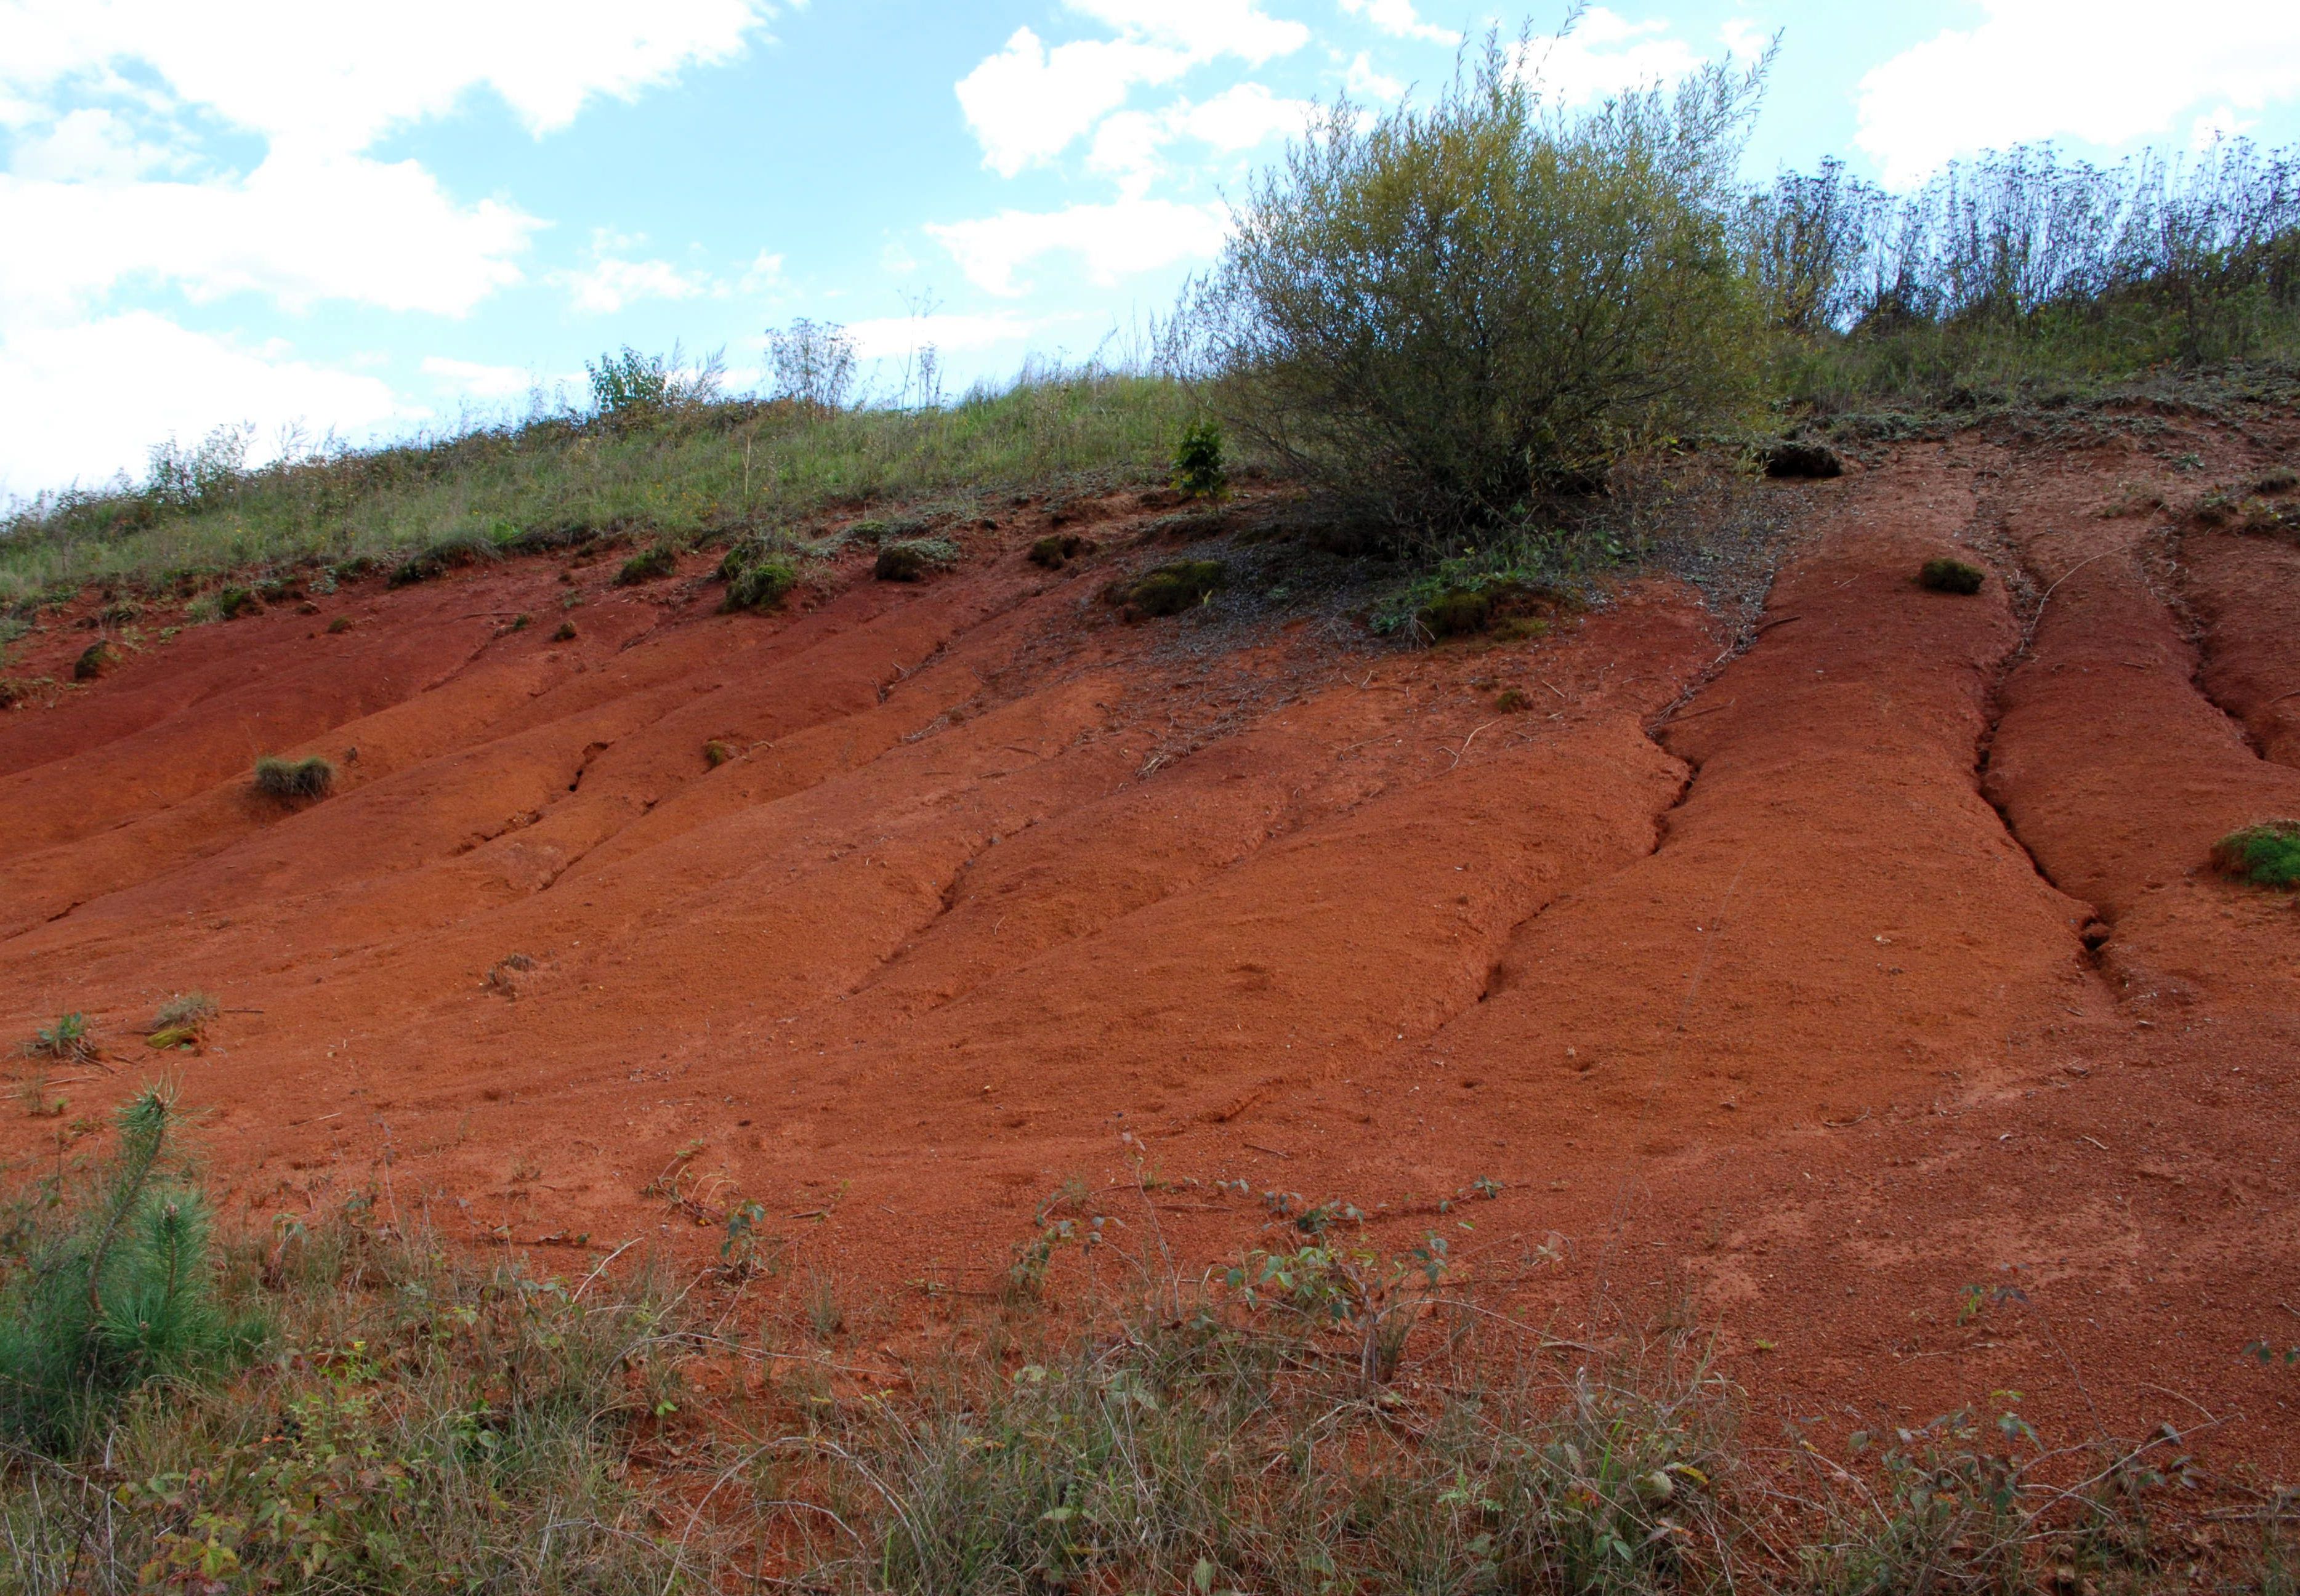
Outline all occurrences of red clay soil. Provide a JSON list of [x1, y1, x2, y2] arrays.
[[3, 432, 2298, 1494]]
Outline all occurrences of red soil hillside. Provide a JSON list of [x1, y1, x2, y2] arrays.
[[4, 419, 2298, 1483]]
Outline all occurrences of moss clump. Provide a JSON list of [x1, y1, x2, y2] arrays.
[[252, 755, 334, 802], [875, 538, 959, 582], [1029, 534, 1089, 569], [1418, 588, 1493, 637], [73, 642, 118, 681], [1112, 560, 1227, 618], [2209, 821, 2300, 888], [1918, 557, 1986, 595], [724, 559, 798, 612], [616, 544, 678, 585]]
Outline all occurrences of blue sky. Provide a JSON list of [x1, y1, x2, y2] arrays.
[[2, 0, 2298, 500]]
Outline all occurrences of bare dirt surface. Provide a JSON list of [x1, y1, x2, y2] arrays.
[[4, 424, 2298, 1495]]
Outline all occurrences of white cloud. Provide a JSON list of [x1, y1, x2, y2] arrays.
[[1067, 0, 1309, 63], [1089, 82, 1313, 191], [1512, 7, 1705, 108], [1346, 51, 1406, 101], [0, 0, 782, 157], [956, 28, 1191, 177], [1857, 0, 2300, 187], [7, 105, 179, 180], [954, 1, 1309, 175], [0, 313, 415, 497], [421, 355, 533, 398], [554, 254, 708, 315], [1338, 0, 1458, 46], [0, 154, 536, 323], [926, 198, 1230, 295], [740, 249, 785, 291], [845, 312, 1054, 358]]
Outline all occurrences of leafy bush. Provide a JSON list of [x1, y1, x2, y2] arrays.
[[616, 543, 679, 584], [1171, 419, 1227, 499], [252, 755, 335, 801], [587, 344, 723, 422], [1182, 30, 1767, 532], [0, 1086, 259, 1450], [2211, 821, 2300, 887], [1110, 559, 1227, 617], [1919, 557, 1987, 594], [876, 537, 960, 582]]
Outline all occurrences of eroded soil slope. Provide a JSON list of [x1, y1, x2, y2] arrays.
[[4, 425, 2298, 1481]]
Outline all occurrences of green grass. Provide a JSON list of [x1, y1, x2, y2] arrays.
[[1, 373, 1193, 609], [2211, 821, 2300, 887], [251, 755, 335, 802], [0, 1105, 2280, 1593]]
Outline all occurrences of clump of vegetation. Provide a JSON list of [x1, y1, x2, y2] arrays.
[[388, 530, 498, 587], [1109, 558, 1227, 617], [1029, 533, 1089, 569], [251, 754, 335, 802], [146, 992, 219, 1050], [1419, 587, 1494, 637], [0, 1190, 691, 1586], [552, 619, 579, 642], [1171, 418, 1228, 499], [25, 1012, 94, 1064], [325, 614, 353, 634], [1919, 556, 1988, 594], [615, 542, 679, 584], [1496, 686, 1531, 712], [2210, 820, 2300, 887], [875, 536, 960, 582], [719, 538, 802, 611], [703, 739, 734, 768], [1180, 31, 1767, 533], [587, 342, 724, 424], [71, 640, 117, 680], [1759, 438, 1843, 478], [0, 1085, 259, 1450]]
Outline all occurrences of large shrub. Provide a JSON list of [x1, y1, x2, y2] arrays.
[[1180, 30, 1768, 533]]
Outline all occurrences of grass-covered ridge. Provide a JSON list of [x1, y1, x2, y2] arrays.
[[0, 371, 1191, 608]]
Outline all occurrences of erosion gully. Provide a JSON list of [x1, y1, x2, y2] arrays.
[[1, 433, 2296, 1481]]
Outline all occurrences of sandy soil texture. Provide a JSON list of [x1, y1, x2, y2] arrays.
[[4, 419, 2297, 1482]]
